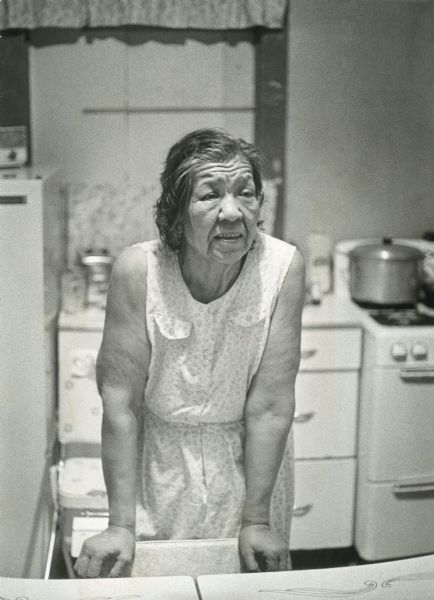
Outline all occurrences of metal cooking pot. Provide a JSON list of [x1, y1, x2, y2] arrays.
[[349, 238, 424, 307]]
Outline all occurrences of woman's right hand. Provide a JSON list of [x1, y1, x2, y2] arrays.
[[74, 525, 136, 578]]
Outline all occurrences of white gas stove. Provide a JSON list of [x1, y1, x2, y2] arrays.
[[359, 305, 434, 366], [333, 239, 434, 561]]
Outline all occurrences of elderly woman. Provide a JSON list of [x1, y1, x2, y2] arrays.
[[74, 128, 305, 578]]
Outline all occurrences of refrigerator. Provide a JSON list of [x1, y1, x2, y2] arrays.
[[0, 167, 66, 577]]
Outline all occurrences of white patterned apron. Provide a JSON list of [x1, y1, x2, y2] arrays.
[[132, 233, 296, 541]]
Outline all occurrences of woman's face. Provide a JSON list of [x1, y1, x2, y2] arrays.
[[182, 157, 261, 266]]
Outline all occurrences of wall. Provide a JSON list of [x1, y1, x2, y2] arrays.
[[29, 29, 255, 263], [0, 33, 31, 163], [285, 0, 434, 262], [29, 4, 434, 266]]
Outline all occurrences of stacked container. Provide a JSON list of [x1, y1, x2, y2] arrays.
[[57, 311, 108, 570]]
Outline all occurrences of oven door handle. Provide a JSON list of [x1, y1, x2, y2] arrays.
[[393, 481, 434, 495], [399, 368, 434, 381]]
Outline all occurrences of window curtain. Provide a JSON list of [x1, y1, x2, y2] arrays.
[[0, 0, 288, 30]]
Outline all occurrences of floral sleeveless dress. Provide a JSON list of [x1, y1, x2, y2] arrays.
[[132, 232, 296, 542]]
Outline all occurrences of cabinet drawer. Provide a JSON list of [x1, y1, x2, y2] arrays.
[[300, 328, 361, 371], [58, 331, 103, 444], [294, 372, 358, 459], [290, 459, 356, 550]]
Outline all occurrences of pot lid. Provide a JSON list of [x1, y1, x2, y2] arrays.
[[349, 237, 424, 262], [81, 248, 113, 267]]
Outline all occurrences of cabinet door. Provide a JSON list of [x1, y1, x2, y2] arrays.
[[300, 328, 361, 371], [58, 330, 103, 444], [290, 459, 356, 550], [294, 372, 358, 459]]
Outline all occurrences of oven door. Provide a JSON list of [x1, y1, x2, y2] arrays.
[[363, 365, 434, 482]]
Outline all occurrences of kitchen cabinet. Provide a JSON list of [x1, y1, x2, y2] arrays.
[[57, 298, 363, 559], [58, 329, 103, 446], [291, 322, 361, 550]]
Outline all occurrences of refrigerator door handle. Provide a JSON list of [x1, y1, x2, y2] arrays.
[[393, 481, 434, 495], [0, 195, 27, 204]]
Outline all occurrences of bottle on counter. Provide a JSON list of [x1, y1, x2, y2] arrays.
[[61, 267, 87, 314], [307, 230, 332, 301]]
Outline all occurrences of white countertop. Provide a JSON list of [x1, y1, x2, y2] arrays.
[[198, 553, 434, 600], [302, 293, 363, 328], [0, 574, 198, 600], [59, 294, 364, 332], [59, 306, 106, 331]]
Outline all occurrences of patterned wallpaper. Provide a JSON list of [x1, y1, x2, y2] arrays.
[[65, 180, 159, 266], [65, 177, 277, 267]]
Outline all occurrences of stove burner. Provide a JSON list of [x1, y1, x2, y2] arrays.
[[368, 307, 434, 326]]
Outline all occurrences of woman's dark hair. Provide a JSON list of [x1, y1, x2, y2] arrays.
[[154, 128, 264, 251]]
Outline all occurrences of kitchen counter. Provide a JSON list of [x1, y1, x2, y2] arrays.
[[58, 305, 106, 331], [59, 294, 364, 331], [302, 293, 363, 328]]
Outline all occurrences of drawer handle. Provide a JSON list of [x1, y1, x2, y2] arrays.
[[71, 356, 96, 378], [293, 411, 315, 423], [300, 348, 317, 360], [71, 372, 94, 379], [293, 504, 312, 517], [400, 368, 434, 382], [393, 482, 434, 495]]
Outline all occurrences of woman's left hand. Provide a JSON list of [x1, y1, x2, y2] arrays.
[[238, 524, 289, 572]]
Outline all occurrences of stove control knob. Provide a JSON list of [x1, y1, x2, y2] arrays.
[[411, 342, 428, 360], [391, 342, 407, 361]]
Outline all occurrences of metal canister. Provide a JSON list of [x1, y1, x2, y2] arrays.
[[80, 249, 113, 307]]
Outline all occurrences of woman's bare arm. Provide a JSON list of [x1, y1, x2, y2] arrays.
[[75, 246, 150, 578], [240, 248, 305, 572]]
